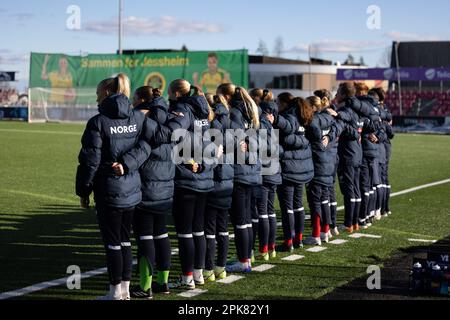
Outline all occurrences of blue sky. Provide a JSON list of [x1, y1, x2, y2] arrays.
[[1, 0, 450, 91]]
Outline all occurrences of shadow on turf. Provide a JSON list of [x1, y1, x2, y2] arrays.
[[0, 204, 105, 294], [0, 203, 184, 299], [322, 236, 450, 300]]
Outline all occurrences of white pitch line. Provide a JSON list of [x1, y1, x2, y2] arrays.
[[282, 255, 305, 261], [329, 239, 348, 245], [408, 239, 438, 243], [306, 246, 327, 253], [177, 289, 208, 298], [1, 178, 449, 300], [348, 233, 382, 239], [390, 179, 450, 197], [217, 275, 245, 284], [252, 264, 275, 272]]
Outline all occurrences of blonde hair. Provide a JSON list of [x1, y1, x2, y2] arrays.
[[217, 83, 236, 102], [214, 94, 230, 110], [98, 73, 131, 98], [234, 87, 260, 129], [314, 89, 331, 108], [169, 79, 191, 97], [205, 93, 215, 108], [307, 96, 324, 112], [249, 88, 274, 105], [354, 82, 369, 96]]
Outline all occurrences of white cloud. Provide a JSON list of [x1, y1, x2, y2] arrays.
[[288, 39, 386, 54], [0, 53, 30, 66], [85, 16, 223, 36], [384, 30, 443, 41], [10, 12, 35, 21]]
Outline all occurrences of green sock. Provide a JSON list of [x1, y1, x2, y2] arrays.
[[157, 270, 170, 285], [139, 258, 152, 291]]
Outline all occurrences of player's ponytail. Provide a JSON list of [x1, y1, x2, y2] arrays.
[[314, 89, 332, 107], [307, 96, 324, 112], [234, 87, 260, 129], [293, 97, 314, 127], [169, 79, 191, 98], [98, 73, 131, 98], [214, 94, 230, 111], [250, 88, 274, 106], [116, 73, 131, 98]]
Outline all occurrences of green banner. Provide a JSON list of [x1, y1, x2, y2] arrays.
[[30, 50, 248, 104]]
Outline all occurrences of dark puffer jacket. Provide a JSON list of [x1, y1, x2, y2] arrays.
[[207, 103, 234, 209], [134, 98, 175, 213], [171, 95, 216, 193], [259, 101, 282, 186], [383, 107, 395, 161], [76, 94, 152, 208], [336, 97, 364, 167], [273, 103, 314, 184], [306, 111, 337, 186], [354, 96, 382, 159], [229, 100, 262, 186]]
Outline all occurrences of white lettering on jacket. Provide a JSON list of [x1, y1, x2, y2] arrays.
[[194, 119, 209, 127], [110, 124, 137, 135]]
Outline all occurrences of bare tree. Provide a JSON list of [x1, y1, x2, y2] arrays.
[[377, 46, 392, 67], [273, 36, 284, 57], [256, 39, 269, 56], [309, 44, 321, 60], [359, 56, 366, 66]]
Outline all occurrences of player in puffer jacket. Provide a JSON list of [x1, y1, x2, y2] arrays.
[[203, 93, 234, 282], [353, 82, 384, 228], [217, 84, 262, 273], [76, 74, 159, 300], [112, 87, 174, 299], [327, 83, 364, 234], [250, 89, 282, 261], [269, 93, 314, 252], [309, 94, 344, 240], [167, 81, 218, 289], [367, 87, 394, 217], [314, 90, 341, 236], [304, 100, 338, 246]]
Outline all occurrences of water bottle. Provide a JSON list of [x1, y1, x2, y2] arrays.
[[440, 266, 449, 296], [430, 265, 442, 295], [409, 262, 423, 293]]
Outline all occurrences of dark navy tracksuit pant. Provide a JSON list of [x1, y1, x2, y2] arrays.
[[96, 204, 134, 286], [133, 207, 171, 274], [256, 183, 278, 252], [338, 165, 362, 228], [359, 157, 374, 224], [230, 183, 253, 262], [172, 188, 207, 274], [278, 180, 305, 243], [205, 202, 230, 270], [306, 181, 331, 226]]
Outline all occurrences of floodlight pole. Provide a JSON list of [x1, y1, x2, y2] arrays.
[[395, 41, 403, 115], [118, 0, 123, 55], [308, 45, 313, 95]]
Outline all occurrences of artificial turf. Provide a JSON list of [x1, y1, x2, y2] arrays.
[[0, 121, 449, 300]]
